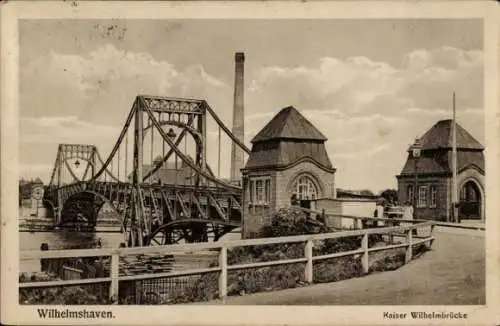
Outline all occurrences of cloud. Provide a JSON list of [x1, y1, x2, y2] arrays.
[[243, 47, 483, 191], [20, 116, 120, 145], [399, 47, 483, 110], [21, 45, 483, 192], [21, 43, 232, 125]]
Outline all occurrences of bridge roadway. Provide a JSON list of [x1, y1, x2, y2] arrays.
[[203, 226, 485, 305]]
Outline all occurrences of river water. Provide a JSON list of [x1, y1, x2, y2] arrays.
[[19, 205, 241, 274], [20, 230, 124, 273]]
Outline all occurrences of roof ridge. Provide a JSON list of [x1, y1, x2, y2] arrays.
[[270, 106, 293, 138], [419, 119, 483, 150], [251, 106, 327, 143]]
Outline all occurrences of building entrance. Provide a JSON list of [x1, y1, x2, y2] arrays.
[[459, 180, 482, 220]]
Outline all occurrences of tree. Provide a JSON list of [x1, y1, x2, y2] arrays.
[[359, 189, 375, 197], [380, 189, 398, 203]]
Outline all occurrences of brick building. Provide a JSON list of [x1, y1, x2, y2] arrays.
[[241, 106, 337, 236], [396, 119, 484, 221]]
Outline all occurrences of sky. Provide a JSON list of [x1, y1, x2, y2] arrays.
[[19, 19, 484, 193]]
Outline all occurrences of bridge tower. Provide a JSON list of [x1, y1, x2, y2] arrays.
[[47, 144, 99, 225], [127, 96, 209, 246], [45, 95, 249, 247]]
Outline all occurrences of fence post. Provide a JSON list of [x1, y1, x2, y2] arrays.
[[109, 251, 120, 304], [388, 220, 394, 244], [428, 223, 436, 249], [405, 228, 413, 264], [218, 246, 228, 299], [361, 233, 369, 274], [305, 240, 313, 284]]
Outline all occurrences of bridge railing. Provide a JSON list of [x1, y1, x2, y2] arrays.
[[19, 220, 435, 304]]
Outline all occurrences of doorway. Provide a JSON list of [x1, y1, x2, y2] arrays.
[[459, 180, 482, 220]]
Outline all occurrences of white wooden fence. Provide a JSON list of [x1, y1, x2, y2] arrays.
[[294, 206, 485, 231], [19, 220, 435, 303]]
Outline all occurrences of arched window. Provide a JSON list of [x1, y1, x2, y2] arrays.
[[292, 175, 318, 200]]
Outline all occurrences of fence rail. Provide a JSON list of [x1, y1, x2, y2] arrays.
[[19, 220, 435, 304], [292, 206, 485, 231]]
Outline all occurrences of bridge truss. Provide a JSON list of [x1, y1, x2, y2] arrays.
[[44, 96, 250, 247]]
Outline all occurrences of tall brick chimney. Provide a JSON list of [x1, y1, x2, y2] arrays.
[[230, 52, 245, 184]]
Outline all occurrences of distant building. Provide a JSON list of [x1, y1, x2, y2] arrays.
[[396, 119, 484, 221], [241, 106, 337, 236], [19, 178, 43, 207], [336, 189, 380, 201]]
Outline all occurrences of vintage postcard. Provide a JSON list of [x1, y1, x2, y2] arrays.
[[1, 1, 499, 325]]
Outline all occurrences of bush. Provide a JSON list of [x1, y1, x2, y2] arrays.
[[22, 208, 430, 305], [177, 208, 431, 303], [20, 286, 111, 305], [258, 208, 329, 238]]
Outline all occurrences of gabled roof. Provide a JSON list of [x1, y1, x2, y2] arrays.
[[251, 106, 327, 143], [419, 119, 484, 150]]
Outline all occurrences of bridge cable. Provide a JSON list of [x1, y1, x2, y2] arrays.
[[92, 102, 137, 180], [218, 125, 221, 178], [142, 114, 195, 183], [117, 144, 121, 182], [82, 158, 91, 181], [203, 101, 251, 154], [139, 97, 241, 192], [64, 159, 86, 183], [125, 127, 129, 182], [48, 147, 61, 187], [94, 151, 120, 182], [161, 113, 165, 171], [150, 116, 154, 185]]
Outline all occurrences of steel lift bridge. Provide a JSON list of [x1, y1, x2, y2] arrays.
[[43, 96, 250, 247]]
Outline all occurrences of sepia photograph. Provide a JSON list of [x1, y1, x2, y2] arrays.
[[1, 1, 499, 325]]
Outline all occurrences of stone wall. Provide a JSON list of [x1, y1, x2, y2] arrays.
[[242, 160, 336, 237]]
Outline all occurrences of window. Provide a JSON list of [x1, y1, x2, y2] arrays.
[[248, 176, 271, 205], [249, 180, 254, 203], [292, 175, 318, 200], [265, 179, 271, 203], [256, 180, 264, 202], [418, 186, 428, 208], [407, 185, 414, 203], [430, 185, 437, 208]]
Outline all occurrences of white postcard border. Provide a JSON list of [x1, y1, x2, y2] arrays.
[[1, 1, 499, 325]]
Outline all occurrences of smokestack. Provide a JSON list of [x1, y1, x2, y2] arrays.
[[230, 52, 245, 184]]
